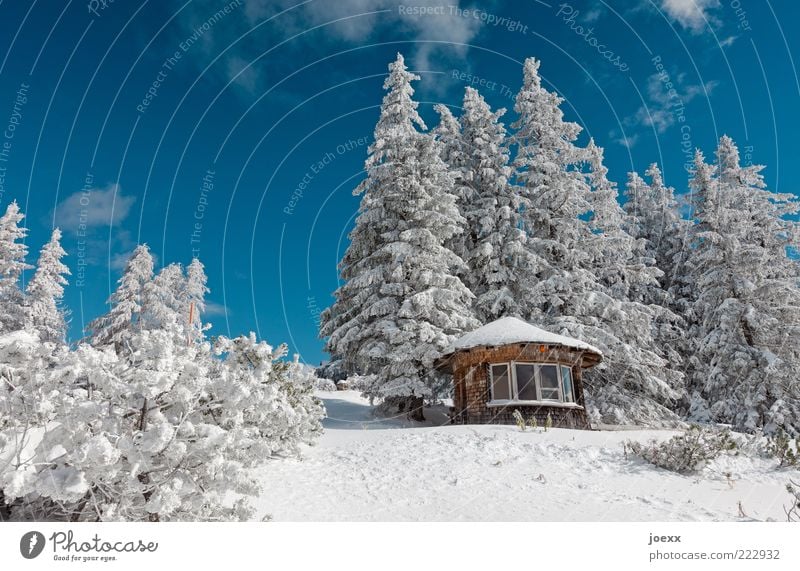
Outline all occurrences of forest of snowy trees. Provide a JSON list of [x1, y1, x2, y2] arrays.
[[0, 209, 324, 521], [321, 54, 800, 434]]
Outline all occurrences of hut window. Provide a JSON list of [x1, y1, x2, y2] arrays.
[[487, 362, 578, 405], [515, 364, 538, 401], [561, 366, 574, 403], [489, 364, 511, 400], [538, 365, 560, 401]]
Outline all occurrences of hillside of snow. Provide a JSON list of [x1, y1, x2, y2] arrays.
[[252, 391, 799, 522]]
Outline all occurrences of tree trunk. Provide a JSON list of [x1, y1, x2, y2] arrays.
[[138, 472, 160, 522], [406, 395, 425, 422], [0, 490, 11, 522]]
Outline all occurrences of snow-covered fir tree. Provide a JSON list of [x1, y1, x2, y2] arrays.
[[624, 162, 690, 299], [512, 59, 684, 425], [685, 136, 800, 434], [319, 53, 478, 419], [0, 201, 32, 334], [432, 103, 469, 261], [25, 228, 70, 344], [184, 258, 210, 343], [141, 263, 185, 336], [585, 140, 659, 302], [511, 57, 594, 319], [586, 145, 688, 413], [87, 244, 154, 351], [458, 86, 531, 322]]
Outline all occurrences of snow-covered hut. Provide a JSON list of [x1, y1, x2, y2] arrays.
[[435, 317, 602, 428]]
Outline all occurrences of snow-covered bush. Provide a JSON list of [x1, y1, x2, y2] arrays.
[[287, 354, 336, 391], [0, 236, 325, 521], [766, 430, 799, 468], [314, 377, 336, 391], [512, 409, 526, 431], [3, 334, 261, 522], [787, 480, 800, 522], [212, 335, 324, 458], [346, 374, 376, 392], [625, 425, 738, 474]]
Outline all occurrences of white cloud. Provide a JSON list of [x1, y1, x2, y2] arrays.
[[659, 0, 720, 33], [53, 183, 136, 231], [203, 301, 228, 316], [584, 8, 604, 23], [110, 250, 132, 271], [225, 55, 260, 93], [176, 0, 482, 94], [626, 72, 718, 133], [611, 131, 640, 149]]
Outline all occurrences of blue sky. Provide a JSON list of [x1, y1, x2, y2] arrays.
[[0, 0, 797, 365]]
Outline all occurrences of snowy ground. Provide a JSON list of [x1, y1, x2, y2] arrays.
[[253, 390, 800, 522]]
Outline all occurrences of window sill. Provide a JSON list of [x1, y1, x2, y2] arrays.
[[487, 400, 584, 410]]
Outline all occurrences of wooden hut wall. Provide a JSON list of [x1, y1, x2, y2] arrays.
[[450, 342, 591, 429]]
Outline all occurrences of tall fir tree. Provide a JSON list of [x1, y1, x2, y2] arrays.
[[319, 53, 478, 419], [585, 140, 660, 303], [140, 263, 185, 337], [87, 244, 154, 351], [0, 201, 32, 334], [432, 103, 469, 262], [512, 60, 684, 425], [185, 258, 210, 343], [459, 86, 531, 322], [512, 57, 594, 319], [685, 136, 800, 434], [26, 228, 70, 343], [624, 162, 690, 301]]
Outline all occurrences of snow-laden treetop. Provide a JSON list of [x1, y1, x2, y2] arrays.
[[441, 316, 603, 356]]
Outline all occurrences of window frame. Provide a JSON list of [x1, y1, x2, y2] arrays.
[[487, 361, 581, 408], [488, 362, 512, 402], [560, 365, 575, 403]]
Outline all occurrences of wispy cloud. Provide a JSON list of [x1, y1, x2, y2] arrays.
[[657, 0, 720, 33], [610, 130, 640, 149], [204, 300, 228, 316], [175, 0, 481, 95], [626, 72, 718, 134], [53, 183, 135, 231]]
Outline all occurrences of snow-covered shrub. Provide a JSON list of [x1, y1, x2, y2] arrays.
[[314, 377, 336, 391], [512, 409, 526, 431], [2, 330, 326, 522], [287, 354, 336, 391], [212, 335, 324, 457], [316, 358, 347, 382], [346, 374, 376, 392], [3, 334, 261, 522], [766, 430, 799, 468], [625, 425, 738, 474], [0, 240, 325, 521], [787, 480, 800, 522]]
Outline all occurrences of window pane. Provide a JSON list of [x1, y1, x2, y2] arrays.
[[515, 364, 537, 401], [561, 366, 574, 403], [538, 365, 560, 401], [491, 364, 510, 400]]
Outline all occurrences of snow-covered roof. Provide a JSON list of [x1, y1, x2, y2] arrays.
[[442, 316, 602, 356]]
